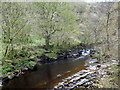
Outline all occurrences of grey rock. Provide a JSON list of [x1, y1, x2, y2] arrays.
[[57, 74, 62, 78], [8, 73, 14, 79]]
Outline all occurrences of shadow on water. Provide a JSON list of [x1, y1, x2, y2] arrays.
[[2, 55, 89, 89]]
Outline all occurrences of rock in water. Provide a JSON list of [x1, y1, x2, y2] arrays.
[[0, 81, 2, 86], [57, 74, 62, 78], [8, 73, 14, 79]]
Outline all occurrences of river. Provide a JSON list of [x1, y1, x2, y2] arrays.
[[2, 55, 89, 89]]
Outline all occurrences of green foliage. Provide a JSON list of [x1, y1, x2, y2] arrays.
[[2, 66, 12, 73], [34, 2, 78, 48], [0, 66, 2, 73], [20, 60, 36, 67], [96, 51, 101, 55], [29, 49, 46, 59], [45, 53, 57, 59], [30, 35, 45, 46], [2, 60, 36, 78], [27, 61, 36, 67], [48, 48, 60, 53]]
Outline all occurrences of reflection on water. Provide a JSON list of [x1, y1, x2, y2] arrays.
[[3, 56, 89, 88]]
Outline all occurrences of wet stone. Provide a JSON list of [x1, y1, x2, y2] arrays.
[[62, 79, 67, 82], [54, 57, 102, 89], [57, 74, 62, 78]]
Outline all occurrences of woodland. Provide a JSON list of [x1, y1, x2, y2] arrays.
[[0, 2, 119, 89]]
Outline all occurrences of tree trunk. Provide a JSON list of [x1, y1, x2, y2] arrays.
[[94, 29, 97, 45], [45, 36, 50, 49], [106, 12, 110, 51]]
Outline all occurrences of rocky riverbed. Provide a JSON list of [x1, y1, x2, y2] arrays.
[[54, 58, 119, 89]]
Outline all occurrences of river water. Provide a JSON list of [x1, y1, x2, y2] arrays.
[[2, 56, 89, 89]]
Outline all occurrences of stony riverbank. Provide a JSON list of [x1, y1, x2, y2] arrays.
[[1, 62, 37, 87], [54, 58, 119, 89], [1, 46, 95, 87], [36, 45, 95, 64]]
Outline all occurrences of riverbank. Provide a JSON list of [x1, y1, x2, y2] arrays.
[[36, 44, 93, 64], [2, 51, 91, 88], [3, 45, 118, 89], [54, 58, 119, 89], [1, 61, 34, 84], [1, 45, 94, 87]]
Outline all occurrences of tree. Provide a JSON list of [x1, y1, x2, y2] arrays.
[[2, 2, 30, 63], [34, 2, 78, 48]]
